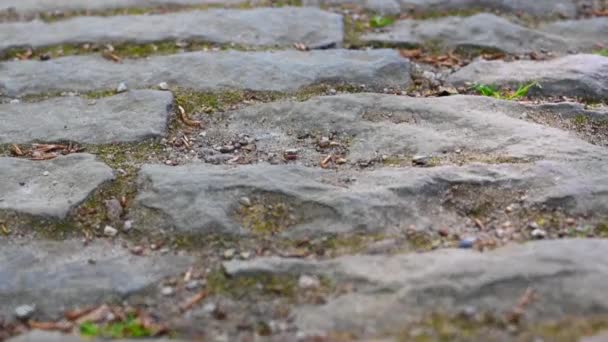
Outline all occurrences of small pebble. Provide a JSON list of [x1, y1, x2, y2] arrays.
[[103, 225, 118, 237], [219, 145, 235, 153], [239, 197, 252, 207], [329, 88, 337, 95], [161, 286, 175, 296], [123, 220, 133, 231], [9, 99, 20, 104], [531, 228, 547, 239], [223, 249, 235, 259], [14, 304, 35, 320], [298, 275, 320, 289], [116, 82, 128, 93], [130, 246, 144, 255], [42, 171, 50, 176], [412, 155, 432, 166], [528, 221, 540, 230], [158, 82, 169, 90], [185, 280, 201, 290], [458, 237, 477, 249], [240, 251, 252, 259]]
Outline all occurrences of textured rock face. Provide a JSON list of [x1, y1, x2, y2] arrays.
[[0, 154, 114, 218], [1, 0, 245, 16], [0, 8, 343, 52], [131, 94, 608, 237], [448, 54, 608, 100], [133, 160, 608, 237], [0, 240, 193, 319], [303, 0, 578, 17], [0, 50, 411, 97], [0, 90, 173, 144], [362, 14, 569, 54], [224, 239, 608, 334], [223, 94, 605, 161]]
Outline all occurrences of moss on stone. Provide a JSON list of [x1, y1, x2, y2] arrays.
[[397, 313, 608, 342], [207, 269, 298, 299]]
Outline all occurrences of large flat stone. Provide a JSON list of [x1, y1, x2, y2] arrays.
[[303, 0, 578, 17], [448, 54, 608, 101], [224, 239, 608, 335], [0, 50, 411, 97], [0, 239, 193, 320], [1, 0, 244, 16], [0, 90, 173, 144], [0, 154, 114, 218], [223, 94, 605, 162], [362, 13, 570, 54], [132, 160, 608, 237], [538, 17, 608, 52], [0, 8, 343, 52]]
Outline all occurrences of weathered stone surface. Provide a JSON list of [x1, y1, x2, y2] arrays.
[[224, 239, 608, 334], [0, 8, 343, 52], [538, 17, 608, 52], [0, 154, 114, 218], [0, 239, 193, 320], [362, 13, 569, 54], [1, 0, 245, 16], [0, 90, 173, 144], [303, 0, 578, 17], [0, 50, 411, 97], [448, 54, 608, 100], [224, 94, 605, 162], [133, 159, 608, 237]]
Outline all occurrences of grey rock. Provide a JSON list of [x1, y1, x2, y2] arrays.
[[14, 304, 35, 320], [303, 0, 578, 18], [362, 13, 569, 54], [0, 90, 173, 144], [448, 54, 608, 101], [223, 239, 608, 334], [0, 240, 193, 320], [538, 17, 608, 53], [0, 8, 343, 53], [103, 225, 118, 237], [224, 94, 606, 162], [104, 198, 123, 221], [0, 154, 114, 218], [132, 159, 608, 237], [0, 50, 411, 97], [116, 82, 128, 93], [1, 0, 245, 16]]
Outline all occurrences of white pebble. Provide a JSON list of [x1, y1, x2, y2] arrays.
[[158, 82, 169, 90], [298, 274, 321, 289], [116, 82, 128, 93], [42, 171, 50, 176], [103, 225, 118, 237]]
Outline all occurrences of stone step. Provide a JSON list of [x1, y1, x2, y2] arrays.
[[131, 160, 608, 238], [0, 90, 173, 144], [0, 7, 343, 53], [448, 54, 608, 101], [2, 0, 245, 17], [0, 239, 193, 320], [0, 49, 411, 97], [362, 14, 608, 54], [223, 238, 608, 336], [303, 0, 579, 17], [218, 93, 606, 163], [0, 154, 113, 218]]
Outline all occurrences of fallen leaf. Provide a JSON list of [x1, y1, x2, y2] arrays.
[[178, 105, 202, 127], [179, 290, 209, 313]]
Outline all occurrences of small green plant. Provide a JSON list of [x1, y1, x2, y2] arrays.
[[79, 315, 151, 339], [595, 49, 608, 57], [369, 15, 395, 28], [474, 81, 539, 100]]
